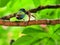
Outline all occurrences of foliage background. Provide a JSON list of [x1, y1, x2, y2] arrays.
[[0, 0, 60, 45]]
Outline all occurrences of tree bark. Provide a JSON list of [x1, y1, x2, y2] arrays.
[[0, 19, 60, 26]]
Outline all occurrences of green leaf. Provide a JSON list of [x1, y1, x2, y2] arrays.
[[13, 35, 35, 45], [23, 26, 49, 39], [0, 0, 10, 7], [52, 28, 60, 40], [47, 38, 56, 45]]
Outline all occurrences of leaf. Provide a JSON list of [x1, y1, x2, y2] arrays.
[[32, 0, 40, 7], [9, 27, 24, 39], [56, 0, 60, 4], [0, 0, 10, 7], [23, 26, 49, 39], [52, 28, 60, 40], [47, 38, 56, 45], [13, 35, 35, 45]]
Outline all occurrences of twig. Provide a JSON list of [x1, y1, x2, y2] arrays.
[[29, 4, 60, 13], [0, 19, 60, 26], [0, 13, 17, 20]]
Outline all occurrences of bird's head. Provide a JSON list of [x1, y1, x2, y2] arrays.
[[19, 8, 26, 13]]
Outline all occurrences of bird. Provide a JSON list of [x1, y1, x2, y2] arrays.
[[16, 8, 36, 21], [16, 8, 26, 20]]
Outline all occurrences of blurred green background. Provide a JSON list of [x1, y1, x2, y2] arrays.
[[0, 0, 60, 45]]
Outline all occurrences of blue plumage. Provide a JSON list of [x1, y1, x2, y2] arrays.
[[20, 15, 25, 19], [17, 15, 25, 19], [16, 8, 26, 20]]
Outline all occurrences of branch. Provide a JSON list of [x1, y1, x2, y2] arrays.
[[0, 13, 17, 20], [29, 4, 60, 13], [0, 19, 60, 26]]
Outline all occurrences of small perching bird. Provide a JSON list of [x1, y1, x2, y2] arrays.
[[16, 9, 26, 20], [16, 8, 36, 21]]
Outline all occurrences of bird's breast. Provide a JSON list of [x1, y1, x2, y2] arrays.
[[20, 15, 25, 19], [16, 14, 25, 19]]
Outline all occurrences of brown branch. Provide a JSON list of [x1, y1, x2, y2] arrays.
[[29, 4, 60, 13], [0, 19, 60, 26], [0, 13, 17, 20]]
